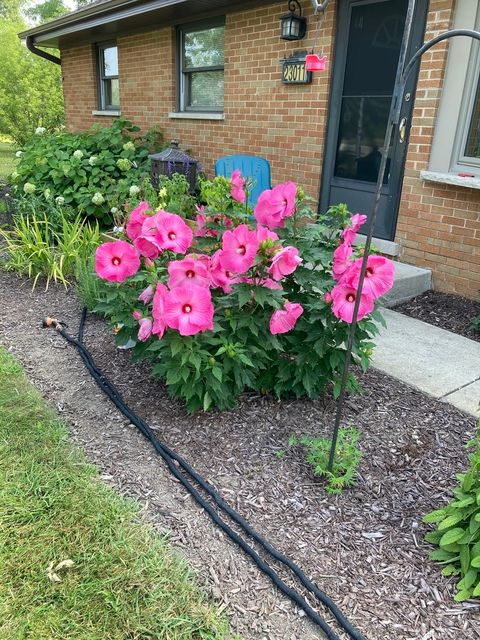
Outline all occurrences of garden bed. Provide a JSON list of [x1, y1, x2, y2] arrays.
[[0, 269, 479, 640], [395, 291, 480, 343]]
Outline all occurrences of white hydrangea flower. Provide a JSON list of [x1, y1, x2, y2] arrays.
[[10, 171, 19, 182], [55, 196, 65, 206], [129, 185, 140, 196], [35, 126, 46, 135], [110, 207, 118, 214], [159, 187, 168, 198], [15, 151, 23, 158], [88, 156, 98, 166], [73, 149, 84, 160], [123, 141, 135, 152], [44, 188, 51, 200], [92, 192, 105, 205], [23, 182, 36, 194], [117, 158, 131, 171]]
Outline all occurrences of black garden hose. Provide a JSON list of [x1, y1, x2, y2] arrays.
[[43, 310, 367, 640]]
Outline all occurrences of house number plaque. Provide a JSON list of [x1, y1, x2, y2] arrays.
[[281, 52, 312, 84]]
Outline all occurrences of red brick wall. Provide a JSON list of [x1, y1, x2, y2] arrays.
[[395, 0, 480, 298], [60, 0, 480, 299]]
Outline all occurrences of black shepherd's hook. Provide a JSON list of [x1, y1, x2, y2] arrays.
[[327, 0, 480, 472]]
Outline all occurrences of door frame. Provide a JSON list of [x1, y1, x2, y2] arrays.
[[318, 0, 429, 239]]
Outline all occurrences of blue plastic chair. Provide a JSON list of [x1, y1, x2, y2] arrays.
[[215, 155, 271, 206]]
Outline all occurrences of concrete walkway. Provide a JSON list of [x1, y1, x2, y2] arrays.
[[371, 309, 480, 418]]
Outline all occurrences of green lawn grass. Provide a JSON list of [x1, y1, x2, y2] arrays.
[[0, 346, 230, 639], [0, 138, 16, 181]]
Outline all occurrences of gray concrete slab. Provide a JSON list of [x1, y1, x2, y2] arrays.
[[371, 309, 480, 416], [381, 262, 432, 307], [442, 379, 480, 418]]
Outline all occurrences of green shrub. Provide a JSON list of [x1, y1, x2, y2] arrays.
[[0, 212, 100, 288], [75, 253, 102, 311], [471, 314, 480, 333], [94, 177, 388, 412], [288, 428, 362, 494], [423, 424, 480, 601], [12, 119, 164, 227]]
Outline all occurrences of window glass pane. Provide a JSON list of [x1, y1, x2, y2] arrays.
[[103, 46, 118, 77], [464, 75, 480, 159], [184, 26, 224, 68], [105, 78, 120, 108], [187, 71, 224, 109]]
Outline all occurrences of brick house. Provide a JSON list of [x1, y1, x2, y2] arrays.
[[21, 0, 480, 298]]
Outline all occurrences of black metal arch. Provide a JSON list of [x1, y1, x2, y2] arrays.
[[328, 3, 480, 471]]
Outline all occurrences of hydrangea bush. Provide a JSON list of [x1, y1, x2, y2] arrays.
[[94, 174, 394, 411], [11, 119, 164, 227]]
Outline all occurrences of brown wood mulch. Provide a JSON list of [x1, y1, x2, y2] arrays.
[[395, 291, 480, 343], [0, 269, 479, 640]]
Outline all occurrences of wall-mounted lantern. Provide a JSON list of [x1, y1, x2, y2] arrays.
[[280, 0, 307, 41]]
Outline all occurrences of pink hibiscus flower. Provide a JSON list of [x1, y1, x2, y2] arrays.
[[168, 257, 211, 289], [154, 211, 193, 254], [95, 241, 140, 282], [209, 250, 238, 293], [344, 255, 395, 300], [138, 284, 154, 305], [268, 246, 302, 281], [126, 201, 150, 240], [342, 213, 367, 245], [220, 224, 259, 274], [332, 242, 353, 281], [254, 181, 297, 229], [230, 169, 246, 204], [152, 283, 168, 339], [331, 283, 375, 323], [269, 302, 304, 335], [137, 317, 153, 342], [133, 234, 161, 260], [256, 225, 279, 243], [164, 284, 214, 336]]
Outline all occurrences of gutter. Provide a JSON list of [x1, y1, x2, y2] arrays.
[[26, 36, 61, 65]]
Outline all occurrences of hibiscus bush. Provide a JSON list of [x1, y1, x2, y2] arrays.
[[93, 173, 394, 412]]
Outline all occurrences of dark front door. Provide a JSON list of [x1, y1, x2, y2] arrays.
[[320, 0, 427, 240]]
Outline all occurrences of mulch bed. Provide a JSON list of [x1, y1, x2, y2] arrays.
[[395, 291, 480, 343], [0, 269, 479, 640]]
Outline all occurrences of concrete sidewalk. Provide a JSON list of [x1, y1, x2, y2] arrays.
[[371, 309, 480, 417]]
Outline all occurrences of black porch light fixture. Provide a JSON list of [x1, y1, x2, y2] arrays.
[[280, 0, 307, 41]]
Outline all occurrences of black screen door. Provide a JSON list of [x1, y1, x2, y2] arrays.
[[319, 0, 427, 240]]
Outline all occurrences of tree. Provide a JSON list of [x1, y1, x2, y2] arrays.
[[0, 19, 64, 145], [25, 0, 69, 24]]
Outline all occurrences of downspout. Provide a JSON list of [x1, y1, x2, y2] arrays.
[[26, 35, 61, 65]]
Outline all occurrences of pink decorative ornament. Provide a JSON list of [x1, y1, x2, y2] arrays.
[[332, 242, 353, 281], [305, 54, 327, 72], [268, 246, 302, 281], [230, 169, 246, 204], [137, 317, 153, 342], [126, 201, 150, 240], [254, 181, 297, 229], [163, 284, 214, 336], [331, 284, 375, 323], [220, 224, 259, 273], [152, 283, 168, 338], [269, 302, 304, 335], [345, 255, 395, 300], [154, 210, 193, 254], [342, 213, 367, 245], [138, 284, 154, 305], [95, 241, 140, 282], [168, 257, 211, 289]]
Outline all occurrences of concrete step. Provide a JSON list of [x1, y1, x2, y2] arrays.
[[381, 261, 432, 307]]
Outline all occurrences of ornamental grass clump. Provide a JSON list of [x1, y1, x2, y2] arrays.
[[93, 173, 394, 411], [423, 424, 480, 602]]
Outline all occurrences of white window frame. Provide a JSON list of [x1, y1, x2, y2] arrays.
[[97, 42, 120, 112], [428, 0, 480, 178]]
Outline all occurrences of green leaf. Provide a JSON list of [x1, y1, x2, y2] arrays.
[[423, 509, 447, 524], [211, 367, 222, 382], [454, 589, 472, 602], [438, 514, 465, 531], [470, 555, 480, 568], [439, 528, 466, 547], [203, 391, 212, 412]]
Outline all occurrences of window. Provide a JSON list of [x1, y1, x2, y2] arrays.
[[178, 20, 225, 112], [97, 43, 119, 111], [428, 1, 480, 179]]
